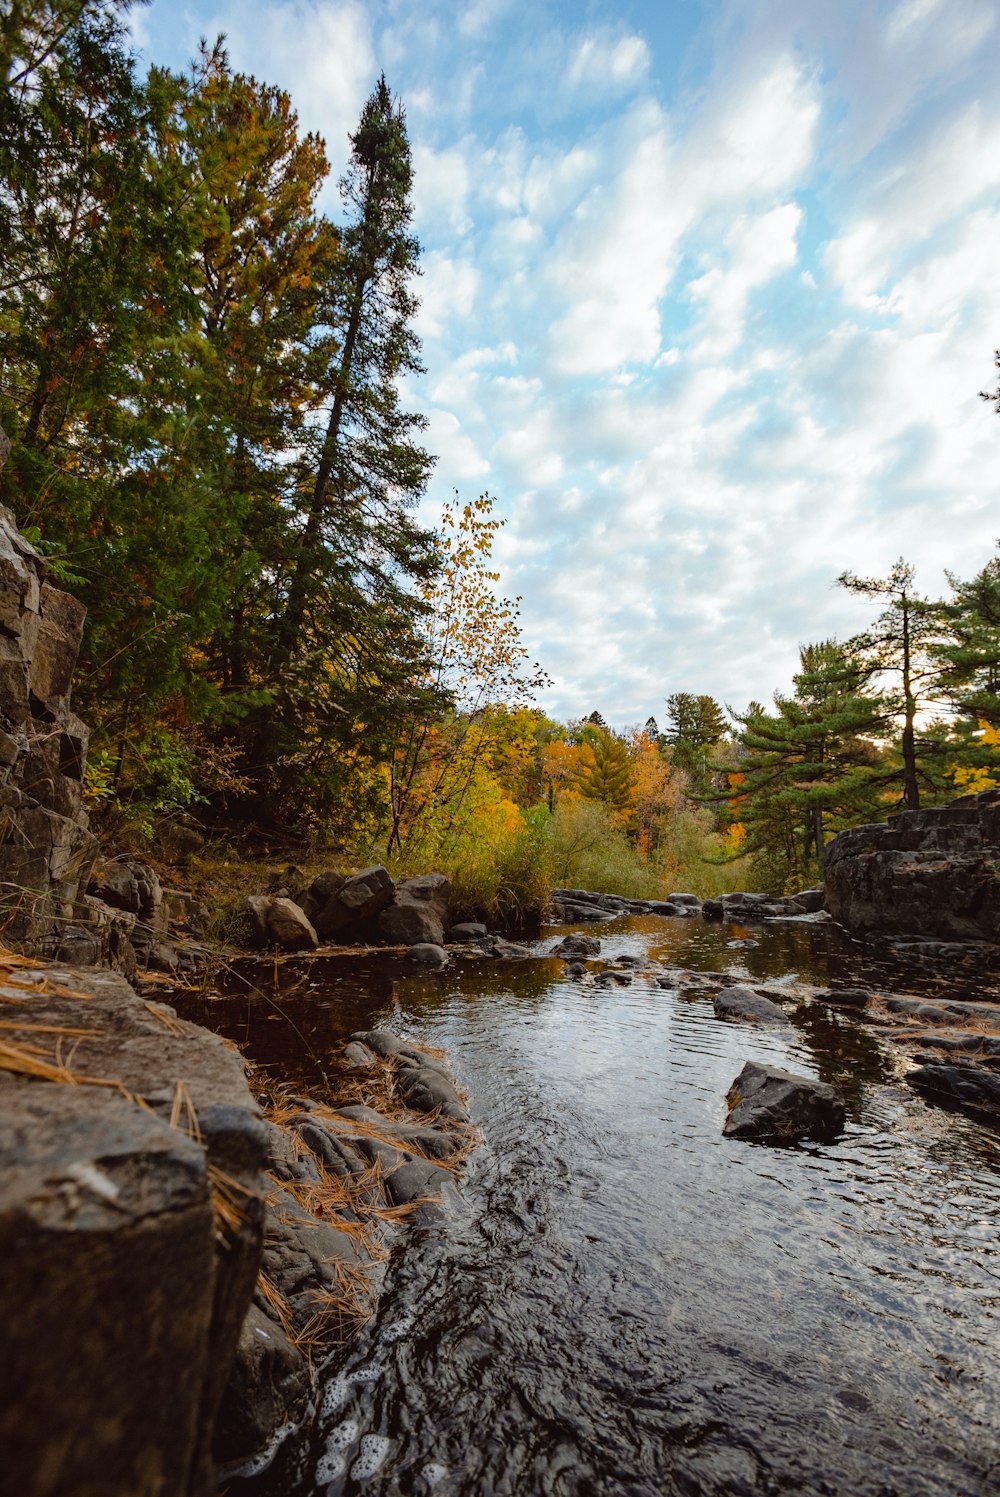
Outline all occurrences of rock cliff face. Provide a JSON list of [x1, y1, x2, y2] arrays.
[[0, 427, 96, 943], [824, 790, 1000, 943]]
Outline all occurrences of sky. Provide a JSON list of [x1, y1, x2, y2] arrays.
[[130, 0, 1000, 730]]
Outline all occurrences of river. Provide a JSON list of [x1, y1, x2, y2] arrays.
[[179, 914, 1000, 1496]]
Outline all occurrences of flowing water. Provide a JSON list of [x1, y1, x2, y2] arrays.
[[180, 916, 1000, 1497]]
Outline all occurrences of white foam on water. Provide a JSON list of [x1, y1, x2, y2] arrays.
[[381, 1310, 417, 1342], [326, 1417, 359, 1451], [348, 1361, 383, 1383], [315, 1448, 346, 1485], [421, 1462, 449, 1488], [349, 1434, 393, 1480], [319, 1374, 349, 1415]]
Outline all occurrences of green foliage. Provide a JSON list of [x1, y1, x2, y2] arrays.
[[573, 727, 633, 815]]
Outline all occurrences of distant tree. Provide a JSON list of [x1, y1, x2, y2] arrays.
[[664, 692, 726, 749], [574, 728, 633, 817], [934, 555, 1000, 726], [586, 710, 608, 730]]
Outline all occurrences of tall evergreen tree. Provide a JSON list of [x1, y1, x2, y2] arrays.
[[838, 559, 943, 810], [731, 642, 884, 887], [280, 75, 434, 657]]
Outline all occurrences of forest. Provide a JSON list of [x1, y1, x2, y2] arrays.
[[3, 1, 1000, 921]]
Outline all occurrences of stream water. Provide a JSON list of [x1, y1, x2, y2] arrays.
[[178, 916, 1000, 1497]]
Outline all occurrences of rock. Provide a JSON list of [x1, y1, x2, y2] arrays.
[[794, 887, 826, 913], [299, 869, 345, 922], [244, 894, 271, 948], [407, 942, 448, 966], [446, 921, 488, 942], [907, 1063, 1000, 1126], [147, 941, 180, 974], [484, 937, 533, 958], [379, 873, 450, 947], [378, 874, 449, 940], [702, 899, 723, 921], [344, 1040, 377, 1067], [816, 987, 869, 1009], [713, 986, 790, 1025], [824, 792, 1000, 943], [49, 923, 102, 965], [551, 934, 601, 958], [313, 865, 394, 940], [152, 817, 206, 863], [265, 897, 318, 952], [90, 857, 163, 919], [0, 964, 266, 1496], [723, 1061, 847, 1144], [213, 1303, 310, 1470]]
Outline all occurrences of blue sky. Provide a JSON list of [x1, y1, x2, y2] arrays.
[[131, 0, 1000, 729]]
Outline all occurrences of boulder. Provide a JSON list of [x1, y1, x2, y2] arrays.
[[815, 987, 869, 1009], [244, 894, 271, 948], [723, 1062, 846, 1144], [379, 873, 450, 946], [446, 921, 488, 942], [551, 933, 601, 958], [313, 865, 394, 939], [713, 986, 790, 1025], [407, 942, 448, 967], [265, 897, 318, 952]]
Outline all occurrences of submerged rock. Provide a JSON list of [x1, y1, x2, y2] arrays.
[[723, 1061, 846, 1145], [815, 987, 870, 1009], [908, 1063, 1000, 1127], [713, 986, 790, 1025], [551, 933, 601, 958]]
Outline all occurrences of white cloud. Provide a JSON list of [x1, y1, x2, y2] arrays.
[[566, 31, 651, 91]]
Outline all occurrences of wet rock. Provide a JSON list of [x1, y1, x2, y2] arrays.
[[266, 897, 318, 952], [714, 987, 790, 1025], [396, 1064, 470, 1123], [723, 1061, 846, 1144], [446, 921, 488, 942], [567, 961, 587, 979], [407, 942, 448, 966], [551, 933, 601, 958], [702, 898, 724, 921], [795, 887, 826, 913], [668, 892, 702, 907], [343, 1040, 377, 1067], [214, 1303, 310, 1471], [485, 936, 533, 958], [816, 987, 870, 1009], [907, 1063, 1000, 1126]]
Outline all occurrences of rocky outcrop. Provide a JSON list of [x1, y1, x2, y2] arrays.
[[824, 790, 1000, 943], [723, 1061, 846, 1145], [0, 963, 267, 1497], [0, 432, 97, 944]]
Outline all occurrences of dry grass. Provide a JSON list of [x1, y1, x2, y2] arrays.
[[143, 1001, 189, 1037]]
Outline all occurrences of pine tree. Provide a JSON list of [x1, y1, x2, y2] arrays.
[[280, 75, 434, 657], [838, 560, 944, 810], [731, 642, 885, 887]]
